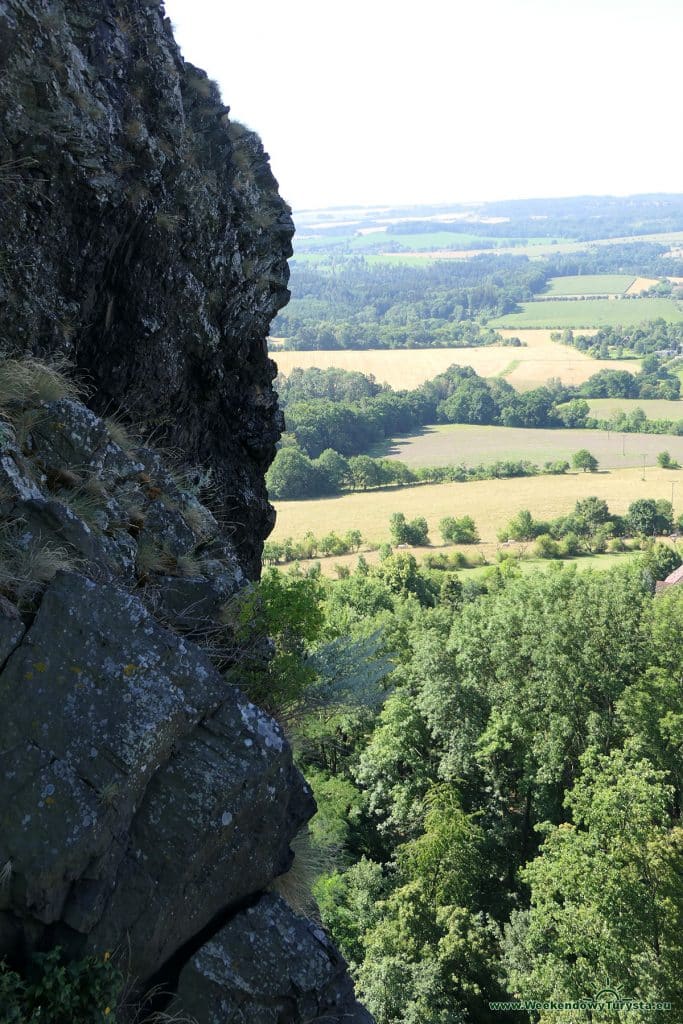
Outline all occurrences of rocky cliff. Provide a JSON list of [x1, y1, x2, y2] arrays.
[[0, 0, 291, 577], [0, 1, 372, 1020]]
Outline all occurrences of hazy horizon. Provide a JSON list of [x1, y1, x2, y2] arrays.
[[289, 191, 683, 216], [164, 0, 683, 210]]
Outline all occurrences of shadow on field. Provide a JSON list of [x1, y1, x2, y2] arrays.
[[367, 425, 438, 458]]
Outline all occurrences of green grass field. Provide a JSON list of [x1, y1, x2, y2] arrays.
[[336, 230, 683, 263], [489, 297, 683, 329], [294, 231, 568, 257], [368, 423, 683, 470], [349, 230, 494, 251], [587, 397, 683, 420], [544, 275, 635, 296], [283, 542, 645, 579]]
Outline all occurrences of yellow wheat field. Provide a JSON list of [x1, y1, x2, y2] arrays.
[[272, 329, 634, 392], [272, 466, 680, 548], [625, 277, 660, 295]]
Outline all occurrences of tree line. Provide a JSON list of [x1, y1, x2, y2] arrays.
[[542, 240, 683, 278], [266, 446, 573, 501], [265, 494, 681, 566], [278, 363, 681, 464], [556, 322, 683, 365]]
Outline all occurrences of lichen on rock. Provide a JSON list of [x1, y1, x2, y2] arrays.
[[0, 387, 315, 992], [174, 894, 374, 1024]]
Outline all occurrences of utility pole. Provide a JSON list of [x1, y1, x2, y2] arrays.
[[641, 453, 646, 481]]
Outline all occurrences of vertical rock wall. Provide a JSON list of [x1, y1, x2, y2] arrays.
[[0, 0, 293, 576], [0, 1, 373, 1020]]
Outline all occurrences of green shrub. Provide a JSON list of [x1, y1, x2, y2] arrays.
[[389, 512, 429, 546], [534, 534, 561, 559], [497, 548, 524, 563], [657, 450, 680, 469], [228, 568, 324, 719], [423, 550, 467, 570], [439, 514, 479, 544], [0, 948, 122, 1023], [558, 531, 582, 557]]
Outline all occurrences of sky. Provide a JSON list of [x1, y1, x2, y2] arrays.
[[163, 0, 683, 211]]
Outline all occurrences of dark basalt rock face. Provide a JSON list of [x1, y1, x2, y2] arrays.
[[0, 386, 367, 1019], [173, 894, 374, 1024], [0, 571, 312, 980], [0, 392, 312, 980], [0, 1, 372, 1020], [0, 0, 293, 577]]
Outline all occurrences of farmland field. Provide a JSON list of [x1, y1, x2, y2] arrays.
[[272, 329, 636, 392], [544, 275, 636, 296], [288, 543, 644, 579], [295, 230, 567, 256], [356, 230, 683, 263], [272, 466, 681, 547], [626, 277, 660, 295], [368, 423, 683, 469], [587, 397, 683, 420], [349, 230, 503, 251], [489, 297, 683, 329]]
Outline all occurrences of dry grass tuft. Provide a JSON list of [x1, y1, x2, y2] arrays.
[[81, 474, 109, 499], [104, 415, 140, 455], [226, 119, 250, 142], [117, 980, 199, 1024], [0, 357, 81, 409], [136, 540, 178, 577], [185, 73, 214, 99], [175, 550, 209, 578], [154, 212, 184, 233], [269, 830, 337, 919], [0, 523, 80, 607], [55, 485, 109, 528], [180, 502, 216, 543], [0, 859, 12, 892]]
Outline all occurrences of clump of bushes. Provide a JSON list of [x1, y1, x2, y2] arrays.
[[498, 495, 679, 564], [438, 515, 479, 544], [658, 450, 680, 469], [389, 513, 429, 546], [423, 550, 467, 570], [263, 529, 364, 565], [0, 948, 122, 1024]]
